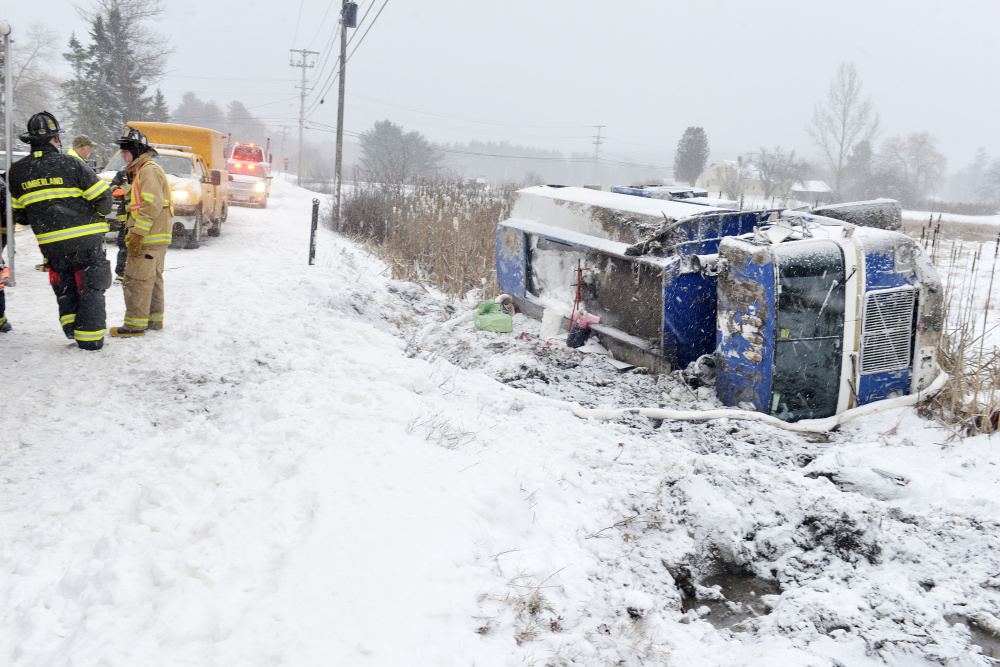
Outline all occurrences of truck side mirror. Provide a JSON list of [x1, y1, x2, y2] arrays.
[[210, 170, 222, 186]]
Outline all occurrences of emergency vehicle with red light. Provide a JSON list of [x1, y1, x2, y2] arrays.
[[226, 141, 272, 208]]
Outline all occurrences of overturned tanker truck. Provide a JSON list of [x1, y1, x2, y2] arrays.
[[495, 186, 943, 422]]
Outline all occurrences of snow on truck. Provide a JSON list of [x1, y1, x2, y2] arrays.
[[496, 186, 943, 423], [100, 122, 230, 249], [225, 141, 272, 208]]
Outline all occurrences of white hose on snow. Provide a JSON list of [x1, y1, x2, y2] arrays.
[[533, 371, 949, 434], [421, 295, 948, 433]]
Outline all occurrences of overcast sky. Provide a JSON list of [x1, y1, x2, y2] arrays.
[[4, 0, 998, 172]]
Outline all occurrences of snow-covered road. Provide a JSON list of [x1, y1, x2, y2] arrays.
[[1, 179, 998, 666]]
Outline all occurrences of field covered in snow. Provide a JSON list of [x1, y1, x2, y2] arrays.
[[0, 179, 999, 665]]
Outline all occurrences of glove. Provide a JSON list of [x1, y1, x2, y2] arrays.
[[126, 233, 145, 257]]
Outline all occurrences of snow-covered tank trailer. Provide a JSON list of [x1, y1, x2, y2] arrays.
[[714, 214, 942, 421], [495, 186, 774, 372], [810, 198, 903, 231]]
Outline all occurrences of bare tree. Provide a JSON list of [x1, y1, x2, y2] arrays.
[[0, 24, 60, 148], [877, 132, 947, 202], [977, 159, 1000, 209], [358, 120, 442, 185], [717, 159, 749, 200], [807, 62, 880, 199], [749, 147, 811, 200]]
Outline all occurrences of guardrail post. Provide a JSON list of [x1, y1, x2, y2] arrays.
[[308, 198, 319, 265]]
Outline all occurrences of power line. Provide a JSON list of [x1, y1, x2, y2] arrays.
[[290, 48, 319, 186], [346, 0, 377, 48], [302, 1, 376, 119], [291, 0, 306, 47], [303, 0, 388, 119], [305, 123, 670, 168], [162, 75, 294, 82], [306, 2, 336, 50], [343, 93, 595, 130], [345, 0, 389, 65]]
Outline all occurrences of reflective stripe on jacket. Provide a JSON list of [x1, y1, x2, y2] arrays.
[[126, 152, 173, 246], [8, 143, 113, 256]]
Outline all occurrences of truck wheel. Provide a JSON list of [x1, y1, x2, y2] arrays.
[[208, 205, 225, 237], [186, 210, 203, 249]]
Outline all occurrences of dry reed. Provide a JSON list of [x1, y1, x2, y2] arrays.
[[337, 179, 515, 302], [908, 217, 1000, 436]]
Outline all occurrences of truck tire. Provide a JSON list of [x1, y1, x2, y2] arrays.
[[186, 210, 203, 249], [208, 204, 225, 237]]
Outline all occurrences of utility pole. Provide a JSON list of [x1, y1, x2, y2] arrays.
[[335, 2, 358, 231], [592, 125, 604, 187], [1, 19, 14, 286], [289, 48, 318, 187]]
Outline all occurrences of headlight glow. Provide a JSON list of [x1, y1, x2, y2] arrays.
[[173, 191, 190, 203], [253, 181, 267, 192]]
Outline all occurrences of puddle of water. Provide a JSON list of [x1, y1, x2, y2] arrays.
[[688, 572, 781, 631], [946, 614, 1000, 659]]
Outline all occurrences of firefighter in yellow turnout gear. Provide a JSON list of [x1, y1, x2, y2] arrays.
[[110, 127, 172, 338]]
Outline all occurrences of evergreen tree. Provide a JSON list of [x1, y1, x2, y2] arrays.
[[673, 127, 709, 186], [843, 140, 874, 199], [225, 100, 269, 146], [172, 92, 225, 129], [149, 88, 170, 122], [60, 6, 164, 164]]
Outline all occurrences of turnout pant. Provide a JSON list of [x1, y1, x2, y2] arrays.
[[47, 245, 112, 350], [115, 224, 127, 279], [1, 237, 6, 327], [123, 245, 166, 331], [1, 239, 6, 328]]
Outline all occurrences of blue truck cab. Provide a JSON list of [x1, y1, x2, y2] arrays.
[[715, 214, 942, 421]]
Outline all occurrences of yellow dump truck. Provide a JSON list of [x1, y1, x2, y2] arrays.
[[100, 121, 230, 249]]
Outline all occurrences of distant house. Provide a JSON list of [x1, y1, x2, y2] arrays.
[[791, 180, 832, 204], [697, 161, 831, 204], [696, 159, 764, 197]]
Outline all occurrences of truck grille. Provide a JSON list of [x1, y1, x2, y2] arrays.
[[229, 181, 257, 194], [860, 288, 916, 374]]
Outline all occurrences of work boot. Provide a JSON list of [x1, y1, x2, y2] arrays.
[[0, 320, 11, 333], [34, 262, 47, 271], [147, 323, 162, 331], [113, 275, 123, 285], [109, 326, 145, 338]]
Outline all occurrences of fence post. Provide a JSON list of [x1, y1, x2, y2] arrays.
[[309, 198, 319, 265]]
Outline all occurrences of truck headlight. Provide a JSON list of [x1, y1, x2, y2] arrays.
[[253, 181, 267, 192], [173, 190, 190, 203]]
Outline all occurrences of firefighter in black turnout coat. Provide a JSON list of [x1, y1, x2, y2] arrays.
[[8, 111, 113, 350], [1, 178, 10, 333]]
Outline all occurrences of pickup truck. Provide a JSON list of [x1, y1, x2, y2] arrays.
[[99, 122, 229, 249], [226, 141, 272, 208]]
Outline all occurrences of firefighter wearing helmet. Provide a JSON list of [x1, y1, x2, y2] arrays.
[[7, 111, 113, 350], [110, 126, 172, 337]]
